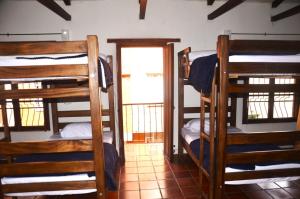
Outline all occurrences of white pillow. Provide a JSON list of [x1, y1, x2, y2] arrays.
[[184, 119, 200, 133], [184, 118, 215, 133], [60, 122, 92, 138]]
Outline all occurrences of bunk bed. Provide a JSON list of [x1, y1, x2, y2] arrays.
[[50, 55, 116, 146], [177, 35, 300, 199], [0, 36, 117, 199]]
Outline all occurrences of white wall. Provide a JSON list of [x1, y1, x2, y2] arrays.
[[0, 0, 300, 151]]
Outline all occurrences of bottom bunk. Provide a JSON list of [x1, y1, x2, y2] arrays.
[[0, 135, 119, 197], [180, 122, 300, 185]]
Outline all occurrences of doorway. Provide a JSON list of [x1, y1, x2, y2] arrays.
[[121, 47, 164, 144], [107, 38, 180, 163]]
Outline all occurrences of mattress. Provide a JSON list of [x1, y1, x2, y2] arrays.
[[0, 54, 107, 88], [1, 141, 118, 196], [181, 120, 242, 144], [226, 163, 300, 185], [48, 130, 114, 144], [188, 50, 300, 63]]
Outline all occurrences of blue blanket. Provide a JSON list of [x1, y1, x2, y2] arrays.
[[14, 143, 118, 191], [190, 138, 283, 171], [187, 54, 217, 93]]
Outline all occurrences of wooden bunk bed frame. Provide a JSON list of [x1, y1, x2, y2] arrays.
[[177, 47, 236, 161], [178, 47, 237, 198], [178, 36, 300, 199], [0, 35, 107, 199], [51, 55, 116, 146], [211, 35, 300, 199]]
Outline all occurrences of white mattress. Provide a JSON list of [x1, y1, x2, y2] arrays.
[[2, 132, 113, 196], [49, 130, 114, 144], [225, 163, 300, 185], [181, 123, 241, 144], [0, 54, 107, 89], [2, 174, 96, 196], [181, 121, 300, 184], [188, 50, 300, 63]]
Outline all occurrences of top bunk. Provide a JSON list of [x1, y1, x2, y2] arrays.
[[0, 35, 101, 101]]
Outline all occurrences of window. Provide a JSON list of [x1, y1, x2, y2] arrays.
[[0, 82, 49, 131], [243, 77, 297, 124]]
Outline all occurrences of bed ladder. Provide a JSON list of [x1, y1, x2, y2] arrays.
[[199, 73, 216, 199]]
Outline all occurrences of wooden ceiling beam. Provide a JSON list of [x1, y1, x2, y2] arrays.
[[208, 0, 246, 20], [207, 0, 215, 6], [271, 5, 300, 22], [272, 0, 285, 8], [63, 0, 71, 6], [37, 0, 71, 21], [139, 0, 147, 20]]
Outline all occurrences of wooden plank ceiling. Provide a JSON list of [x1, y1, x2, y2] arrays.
[[36, 0, 299, 22]]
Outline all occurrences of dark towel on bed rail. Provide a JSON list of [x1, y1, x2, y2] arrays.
[[13, 143, 119, 191], [187, 54, 217, 93]]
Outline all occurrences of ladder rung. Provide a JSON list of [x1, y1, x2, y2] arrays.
[[201, 96, 211, 103]]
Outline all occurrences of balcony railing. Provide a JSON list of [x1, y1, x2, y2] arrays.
[[123, 102, 164, 143]]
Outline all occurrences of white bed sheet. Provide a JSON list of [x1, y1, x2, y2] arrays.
[[181, 123, 241, 144], [0, 54, 107, 88], [225, 163, 300, 185], [188, 50, 300, 63], [2, 132, 114, 196], [2, 174, 96, 196], [181, 124, 300, 184], [48, 130, 114, 144]]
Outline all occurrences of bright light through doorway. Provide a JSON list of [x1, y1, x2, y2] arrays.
[[121, 47, 164, 143]]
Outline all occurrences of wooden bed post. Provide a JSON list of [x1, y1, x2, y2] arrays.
[[87, 35, 106, 199], [178, 51, 185, 157], [0, 84, 10, 142], [295, 105, 300, 149], [177, 47, 191, 158], [107, 55, 116, 146], [215, 35, 230, 199], [297, 105, 300, 130]]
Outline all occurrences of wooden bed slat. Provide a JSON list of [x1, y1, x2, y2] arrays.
[[225, 168, 300, 181], [228, 62, 300, 74], [57, 109, 110, 117], [229, 40, 300, 54], [227, 131, 300, 145], [2, 180, 96, 193], [0, 87, 90, 100], [0, 140, 93, 155], [0, 161, 94, 176], [226, 149, 300, 164], [228, 84, 300, 93], [0, 41, 87, 55], [0, 64, 88, 79], [58, 121, 110, 129]]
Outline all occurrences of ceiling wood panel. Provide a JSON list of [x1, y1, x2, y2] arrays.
[[271, 4, 300, 21], [37, 0, 71, 21], [208, 0, 246, 20], [272, 0, 286, 8], [139, 0, 147, 19], [63, 0, 71, 6]]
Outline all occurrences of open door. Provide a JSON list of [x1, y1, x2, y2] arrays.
[[107, 38, 179, 163], [163, 43, 174, 161]]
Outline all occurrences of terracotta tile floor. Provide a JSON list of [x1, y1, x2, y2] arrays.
[[5, 143, 300, 199], [119, 143, 300, 199]]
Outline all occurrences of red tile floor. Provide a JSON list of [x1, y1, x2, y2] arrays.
[[119, 143, 300, 199], [5, 143, 300, 199]]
